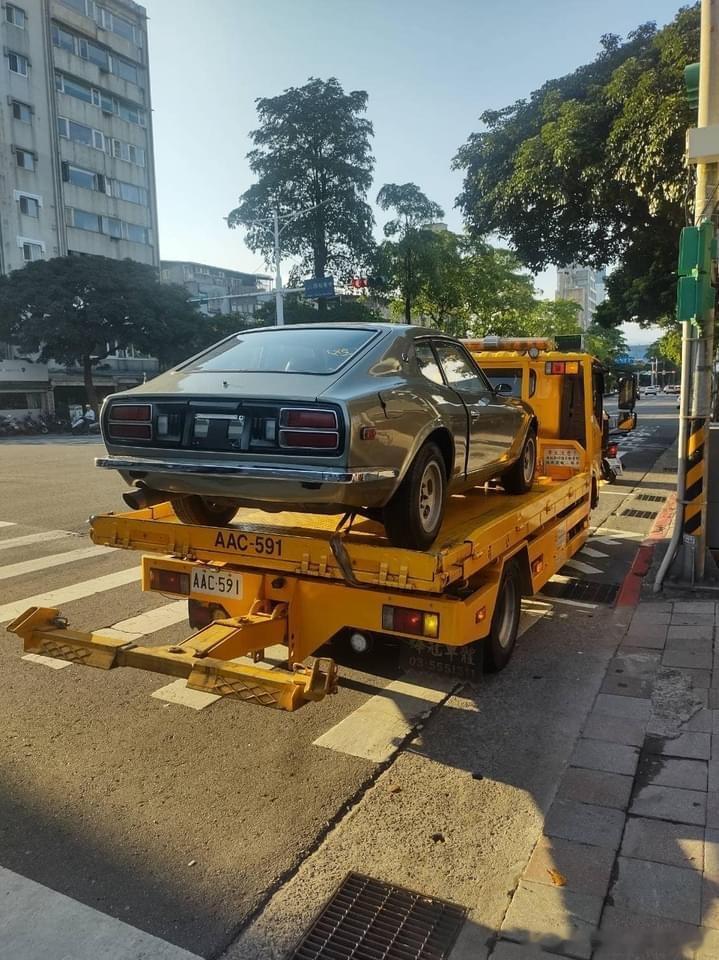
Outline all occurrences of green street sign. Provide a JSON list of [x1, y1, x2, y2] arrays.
[[685, 62, 700, 112]]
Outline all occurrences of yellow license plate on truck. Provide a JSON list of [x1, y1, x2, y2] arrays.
[[190, 566, 243, 599]]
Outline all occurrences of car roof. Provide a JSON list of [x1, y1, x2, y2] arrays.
[[237, 322, 445, 338]]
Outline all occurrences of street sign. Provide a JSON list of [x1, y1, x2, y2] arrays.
[[303, 276, 335, 299], [614, 354, 633, 365]]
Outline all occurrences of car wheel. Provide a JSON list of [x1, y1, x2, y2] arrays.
[[502, 428, 537, 495], [484, 559, 521, 672], [383, 442, 447, 550], [172, 495, 238, 527]]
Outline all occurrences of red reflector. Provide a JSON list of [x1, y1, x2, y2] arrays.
[[607, 443, 619, 457], [108, 422, 152, 439], [282, 408, 337, 429], [381, 604, 439, 638], [109, 404, 152, 421], [149, 567, 190, 595], [280, 430, 338, 449]]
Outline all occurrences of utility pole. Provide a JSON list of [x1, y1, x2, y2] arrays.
[[656, 0, 719, 589], [273, 208, 285, 327]]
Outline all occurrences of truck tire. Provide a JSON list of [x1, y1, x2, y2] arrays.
[[172, 495, 238, 527], [383, 441, 447, 550], [484, 559, 521, 672], [502, 428, 537, 495]]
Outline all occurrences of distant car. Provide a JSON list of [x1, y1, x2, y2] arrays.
[[643, 385, 659, 396], [97, 324, 538, 550]]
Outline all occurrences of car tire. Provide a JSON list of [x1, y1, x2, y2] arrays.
[[383, 442, 447, 550], [172, 495, 238, 527], [484, 559, 521, 672], [501, 428, 537, 495]]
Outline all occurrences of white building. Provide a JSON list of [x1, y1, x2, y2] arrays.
[[0, 0, 159, 417], [161, 261, 272, 318], [556, 265, 606, 330]]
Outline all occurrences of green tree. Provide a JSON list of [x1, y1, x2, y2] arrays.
[[646, 326, 682, 366], [376, 183, 444, 322], [227, 77, 375, 290], [0, 255, 202, 412], [454, 6, 700, 328], [523, 299, 583, 338], [584, 323, 629, 366]]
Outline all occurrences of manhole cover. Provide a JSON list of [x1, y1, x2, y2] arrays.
[[541, 580, 620, 604], [622, 508, 658, 519], [636, 494, 665, 503], [289, 873, 466, 960]]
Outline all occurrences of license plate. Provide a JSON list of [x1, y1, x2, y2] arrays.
[[607, 456, 623, 476], [190, 566, 243, 599]]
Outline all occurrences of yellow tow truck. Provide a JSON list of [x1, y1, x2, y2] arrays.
[[9, 338, 607, 712]]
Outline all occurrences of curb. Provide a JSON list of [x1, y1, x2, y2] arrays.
[[616, 492, 676, 607]]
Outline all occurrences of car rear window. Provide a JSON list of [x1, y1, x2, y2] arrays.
[[185, 327, 378, 375]]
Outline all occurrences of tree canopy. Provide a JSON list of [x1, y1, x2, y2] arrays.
[[0, 255, 204, 411], [454, 5, 700, 328], [227, 77, 375, 284]]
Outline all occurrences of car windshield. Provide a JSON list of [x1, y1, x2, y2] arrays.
[[185, 327, 377, 374]]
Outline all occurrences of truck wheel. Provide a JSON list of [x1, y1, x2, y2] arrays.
[[502, 428, 537, 495], [172, 495, 238, 527], [484, 560, 521, 672], [383, 442, 447, 550]]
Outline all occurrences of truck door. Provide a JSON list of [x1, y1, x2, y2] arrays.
[[432, 339, 519, 475]]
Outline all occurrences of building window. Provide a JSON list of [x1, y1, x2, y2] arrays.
[[11, 100, 32, 122], [15, 147, 35, 170], [52, 24, 75, 52], [18, 239, 44, 261], [18, 195, 40, 217], [63, 163, 98, 190], [55, 72, 146, 126], [57, 116, 105, 151], [68, 208, 101, 232], [7, 51, 29, 76], [110, 138, 145, 167], [112, 180, 147, 205], [125, 223, 146, 244], [5, 4, 26, 28], [58, 0, 87, 14], [51, 22, 143, 87], [67, 208, 147, 243], [101, 215, 122, 239], [55, 72, 93, 103]]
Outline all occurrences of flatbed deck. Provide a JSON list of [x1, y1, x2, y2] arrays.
[[90, 471, 591, 594]]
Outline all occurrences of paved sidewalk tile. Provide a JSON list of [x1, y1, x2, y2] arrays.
[[646, 732, 712, 761], [696, 927, 719, 959], [706, 792, 719, 829], [593, 906, 699, 959], [663, 648, 714, 671], [622, 627, 667, 651], [702, 876, 719, 931], [593, 693, 651, 721], [665, 636, 715, 654], [687, 710, 715, 734], [640, 756, 708, 791], [582, 712, 646, 746], [490, 942, 553, 959], [673, 602, 716, 614], [610, 855, 701, 925], [668, 625, 715, 641], [706, 828, 719, 879], [671, 613, 716, 626], [681, 668, 712, 690], [570, 738, 639, 777], [621, 816, 703, 870], [544, 799, 625, 849], [500, 880, 602, 960], [523, 836, 615, 898], [630, 784, 707, 825], [557, 766, 633, 810]]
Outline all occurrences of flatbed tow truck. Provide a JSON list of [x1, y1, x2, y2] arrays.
[[8, 339, 609, 712]]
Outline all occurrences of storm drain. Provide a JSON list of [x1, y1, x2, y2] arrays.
[[289, 873, 466, 960], [542, 579, 620, 605], [636, 493, 666, 503], [622, 508, 659, 519]]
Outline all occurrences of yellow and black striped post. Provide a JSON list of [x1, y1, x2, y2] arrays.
[[683, 416, 709, 539]]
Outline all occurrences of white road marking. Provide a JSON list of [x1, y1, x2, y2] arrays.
[[0, 567, 140, 623], [0, 544, 110, 582], [100, 600, 188, 642], [21, 653, 71, 670], [0, 520, 17, 527], [313, 673, 457, 762], [580, 547, 609, 559], [0, 529, 73, 551], [545, 596, 598, 610], [0, 864, 201, 960], [592, 527, 645, 540], [517, 608, 549, 637], [151, 679, 221, 710], [592, 536, 621, 546], [563, 558, 603, 575]]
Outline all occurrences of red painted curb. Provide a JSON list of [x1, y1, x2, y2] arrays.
[[615, 493, 677, 608]]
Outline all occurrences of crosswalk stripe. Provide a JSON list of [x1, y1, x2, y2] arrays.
[[0, 544, 110, 582], [563, 558, 603, 575], [0, 864, 202, 960], [100, 600, 188, 641], [580, 546, 609, 559], [0, 566, 140, 623], [313, 672, 457, 762], [0, 529, 73, 551], [0, 520, 16, 528]]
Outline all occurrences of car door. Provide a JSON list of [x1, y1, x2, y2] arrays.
[[433, 340, 519, 476], [413, 339, 468, 481]]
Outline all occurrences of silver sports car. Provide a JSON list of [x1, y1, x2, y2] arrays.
[[97, 323, 537, 549]]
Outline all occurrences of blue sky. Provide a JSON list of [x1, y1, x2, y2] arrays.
[[145, 0, 687, 341]]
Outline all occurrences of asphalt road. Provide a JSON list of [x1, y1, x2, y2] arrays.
[[0, 396, 679, 960]]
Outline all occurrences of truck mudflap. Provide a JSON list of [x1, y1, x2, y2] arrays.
[[8, 606, 338, 712]]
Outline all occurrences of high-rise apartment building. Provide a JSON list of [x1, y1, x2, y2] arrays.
[[0, 0, 158, 274], [556, 265, 606, 330]]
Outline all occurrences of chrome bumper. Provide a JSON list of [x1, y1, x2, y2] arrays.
[[95, 456, 399, 485]]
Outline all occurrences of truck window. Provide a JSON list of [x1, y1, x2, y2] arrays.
[[482, 368, 536, 398]]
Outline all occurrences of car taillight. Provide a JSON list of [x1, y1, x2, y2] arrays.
[[281, 408, 337, 429], [107, 403, 152, 440], [278, 407, 339, 451], [149, 567, 190, 595], [381, 605, 440, 639], [280, 430, 338, 449]]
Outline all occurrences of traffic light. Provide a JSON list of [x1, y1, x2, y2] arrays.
[[685, 62, 700, 112], [676, 219, 715, 324]]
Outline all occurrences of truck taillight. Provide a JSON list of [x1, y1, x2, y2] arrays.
[[107, 403, 152, 440], [149, 567, 190, 595], [381, 605, 439, 639]]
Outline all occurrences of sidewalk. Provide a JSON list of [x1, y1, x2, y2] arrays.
[[492, 592, 719, 960]]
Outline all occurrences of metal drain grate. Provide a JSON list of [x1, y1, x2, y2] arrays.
[[622, 508, 659, 519], [542, 580, 620, 605], [637, 494, 665, 503], [289, 873, 466, 960]]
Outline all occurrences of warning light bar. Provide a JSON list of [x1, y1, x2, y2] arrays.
[[545, 360, 580, 375], [463, 337, 557, 355]]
